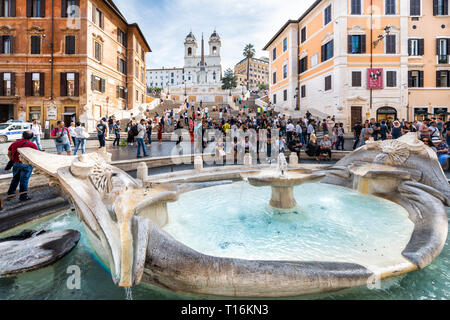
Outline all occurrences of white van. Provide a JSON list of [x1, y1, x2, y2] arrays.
[[0, 121, 32, 143]]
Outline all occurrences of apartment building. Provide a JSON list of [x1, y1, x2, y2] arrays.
[[147, 67, 184, 88], [264, 0, 449, 131], [234, 56, 269, 89], [0, 0, 150, 128]]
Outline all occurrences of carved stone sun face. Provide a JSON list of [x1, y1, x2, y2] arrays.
[[375, 140, 410, 165]]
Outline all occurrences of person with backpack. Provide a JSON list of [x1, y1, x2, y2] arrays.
[[6, 130, 38, 202], [51, 120, 72, 155], [96, 119, 108, 148]]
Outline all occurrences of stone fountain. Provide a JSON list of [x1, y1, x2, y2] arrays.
[[246, 153, 325, 209], [14, 132, 448, 297]]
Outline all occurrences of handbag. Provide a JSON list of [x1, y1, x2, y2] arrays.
[[82, 131, 90, 139]]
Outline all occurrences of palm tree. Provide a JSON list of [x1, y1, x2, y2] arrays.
[[243, 44, 255, 90]]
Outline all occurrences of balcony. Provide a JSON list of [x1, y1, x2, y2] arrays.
[[438, 55, 449, 64]]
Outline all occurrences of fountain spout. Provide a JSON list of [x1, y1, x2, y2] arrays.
[[277, 153, 288, 177]]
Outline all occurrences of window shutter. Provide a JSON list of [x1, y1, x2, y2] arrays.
[[10, 0, 16, 17], [447, 39, 450, 56], [40, 0, 46, 17], [330, 40, 334, 58], [0, 1, 3, 17], [361, 35, 366, 53], [92, 5, 96, 24], [419, 71, 424, 87], [100, 12, 104, 29], [39, 73, 45, 96], [74, 73, 79, 96], [444, 0, 448, 15], [321, 44, 325, 62], [0, 73, 3, 96], [448, 71, 450, 87], [101, 78, 105, 92], [418, 39, 424, 55], [0, 36, 3, 53], [117, 85, 120, 98], [436, 38, 440, 55], [436, 71, 441, 87], [91, 74, 95, 91], [117, 57, 120, 71], [10, 36, 14, 54], [61, 0, 67, 17], [433, 0, 438, 15], [60, 72, 67, 96], [25, 73, 32, 96], [392, 71, 397, 87], [408, 71, 412, 87], [408, 39, 412, 56], [348, 35, 352, 53], [26, 0, 32, 17], [10, 72, 15, 95]]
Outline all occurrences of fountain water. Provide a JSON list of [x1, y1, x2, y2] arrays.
[[245, 153, 325, 209]]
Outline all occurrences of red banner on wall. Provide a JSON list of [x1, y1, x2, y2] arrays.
[[367, 68, 383, 89]]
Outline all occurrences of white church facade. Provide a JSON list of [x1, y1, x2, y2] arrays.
[[147, 30, 243, 105]]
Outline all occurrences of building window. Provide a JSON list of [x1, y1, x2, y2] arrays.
[[62, 0, 80, 18], [321, 40, 334, 62], [272, 47, 276, 60], [91, 75, 105, 92], [283, 89, 287, 101], [92, 6, 104, 29], [409, 39, 418, 56], [437, 70, 450, 87], [385, 34, 396, 54], [273, 71, 276, 84], [65, 35, 75, 54], [299, 57, 308, 74], [348, 35, 366, 54], [0, 35, 13, 54], [118, 28, 127, 47], [118, 58, 126, 74], [408, 70, 424, 87], [301, 27, 307, 43], [31, 73, 42, 96], [283, 38, 287, 52], [301, 85, 306, 98], [135, 62, 139, 79], [61, 72, 78, 97], [324, 5, 332, 25], [273, 94, 276, 104], [94, 41, 102, 61], [351, 0, 361, 14], [27, 0, 44, 17], [410, 0, 421, 16], [0, 72, 15, 96], [136, 90, 139, 102], [1, 0, 15, 17], [311, 53, 318, 67], [325, 75, 332, 91], [117, 83, 125, 99], [351, 71, 362, 87], [283, 64, 287, 79], [141, 48, 145, 60], [385, 0, 396, 15], [437, 38, 449, 64], [386, 71, 397, 87], [434, 0, 449, 16], [30, 35, 40, 54]]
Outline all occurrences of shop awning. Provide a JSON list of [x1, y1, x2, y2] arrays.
[[61, 112, 76, 116]]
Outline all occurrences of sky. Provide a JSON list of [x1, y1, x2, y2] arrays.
[[113, 0, 316, 72]]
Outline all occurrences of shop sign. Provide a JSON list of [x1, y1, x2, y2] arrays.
[[367, 68, 383, 89]]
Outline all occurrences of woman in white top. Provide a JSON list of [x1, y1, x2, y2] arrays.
[[30, 119, 43, 151], [68, 122, 77, 146], [73, 122, 88, 155]]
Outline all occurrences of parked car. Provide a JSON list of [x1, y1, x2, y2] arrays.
[[0, 121, 32, 143]]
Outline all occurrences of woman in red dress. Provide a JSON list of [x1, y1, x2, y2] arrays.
[[157, 123, 163, 144]]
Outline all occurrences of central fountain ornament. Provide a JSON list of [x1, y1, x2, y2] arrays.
[[245, 153, 325, 209]]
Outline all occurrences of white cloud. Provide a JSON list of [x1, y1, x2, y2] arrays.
[[114, 0, 316, 71]]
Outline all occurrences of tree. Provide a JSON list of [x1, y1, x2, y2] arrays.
[[221, 68, 237, 91], [243, 43, 256, 90], [258, 83, 269, 91]]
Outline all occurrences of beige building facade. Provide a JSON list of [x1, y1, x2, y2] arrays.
[[234, 56, 269, 89]]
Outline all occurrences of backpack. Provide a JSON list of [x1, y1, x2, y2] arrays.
[[130, 125, 139, 136]]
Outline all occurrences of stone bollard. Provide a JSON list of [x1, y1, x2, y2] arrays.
[[289, 153, 298, 167], [137, 162, 148, 182], [244, 153, 252, 167], [194, 156, 203, 172]]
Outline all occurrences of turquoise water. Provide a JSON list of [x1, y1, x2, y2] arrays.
[[0, 184, 448, 300], [164, 183, 414, 269]]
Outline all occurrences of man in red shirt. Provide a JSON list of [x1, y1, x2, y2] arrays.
[[7, 131, 38, 201]]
